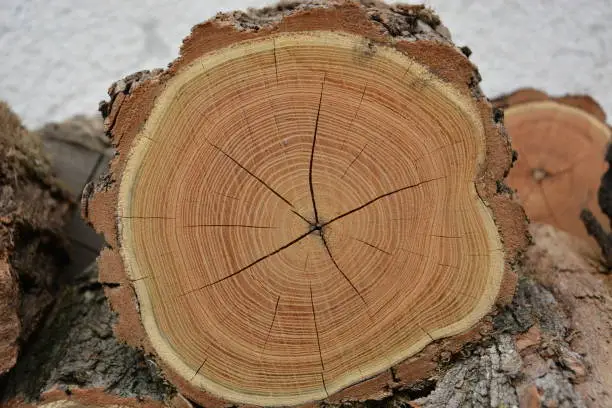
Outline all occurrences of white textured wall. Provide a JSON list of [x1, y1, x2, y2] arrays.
[[1, 0, 611, 127]]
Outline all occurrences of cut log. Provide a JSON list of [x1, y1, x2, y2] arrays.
[[493, 89, 611, 243], [0, 102, 72, 375], [84, 1, 527, 406]]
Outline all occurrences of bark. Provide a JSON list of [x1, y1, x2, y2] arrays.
[[0, 263, 181, 408], [0, 113, 181, 407], [0, 102, 72, 375]]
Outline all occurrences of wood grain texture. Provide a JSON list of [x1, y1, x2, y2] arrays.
[[84, 1, 527, 406]]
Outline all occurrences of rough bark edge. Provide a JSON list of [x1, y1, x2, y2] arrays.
[[83, 1, 528, 406], [0, 262, 179, 407], [0, 101, 73, 375], [4, 389, 193, 408]]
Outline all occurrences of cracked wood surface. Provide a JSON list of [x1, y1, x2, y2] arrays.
[[83, 1, 526, 406]]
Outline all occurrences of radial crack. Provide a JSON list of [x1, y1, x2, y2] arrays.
[[119, 216, 175, 220], [182, 224, 276, 229], [309, 74, 326, 225], [262, 296, 281, 356], [320, 373, 329, 397], [180, 230, 312, 296], [191, 353, 209, 381], [273, 38, 279, 83], [419, 325, 434, 341], [353, 237, 391, 255], [206, 140, 311, 224], [321, 234, 368, 306], [431, 234, 463, 239], [339, 81, 368, 153], [310, 285, 326, 379], [324, 176, 447, 227], [341, 143, 367, 179]]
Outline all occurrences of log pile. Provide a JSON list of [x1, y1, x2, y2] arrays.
[[0, 2, 611, 408]]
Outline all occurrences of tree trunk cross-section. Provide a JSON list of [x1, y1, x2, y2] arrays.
[[84, 1, 527, 406], [493, 89, 611, 244]]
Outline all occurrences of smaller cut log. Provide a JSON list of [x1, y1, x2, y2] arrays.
[[0, 102, 72, 375], [493, 89, 611, 245]]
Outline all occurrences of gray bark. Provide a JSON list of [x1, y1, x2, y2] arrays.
[[0, 263, 176, 405]]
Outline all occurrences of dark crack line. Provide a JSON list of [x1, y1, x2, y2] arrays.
[[323, 176, 446, 227], [310, 284, 328, 396], [206, 140, 311, 224], [191, 358, 208, 381], [181, 224, 276, 229], [438, 262, 459, 269], [119, 216, 175, 220], [320, 373, 329, 397], [273, 38, 279, 83], [130, 276, 151, 282], [212, 191, 239, 201], [321, 233, 367, 307], [179, 230, 311, 296], [309, 285, 324, 371], [425, 140, 465, 156], [292, 209, 313, 225], [339, 81, 368, 154], [190, 343, 214, 381], [341, 143, 367, 180], [431, 234, 463, 239], [262, 295, 280, 356], [309, 74, 326, 225], [353, 237, 391, 255], [419, 325, 435, 341]]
